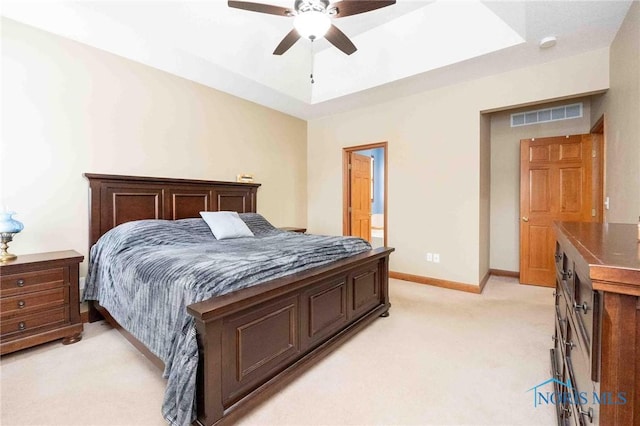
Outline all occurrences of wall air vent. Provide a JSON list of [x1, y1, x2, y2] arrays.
[[510, 103, 583, 127]]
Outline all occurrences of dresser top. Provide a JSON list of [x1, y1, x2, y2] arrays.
[[555, 222, 640, 287], [0, 250, 83, 271]]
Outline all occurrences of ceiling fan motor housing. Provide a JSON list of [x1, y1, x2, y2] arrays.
[[294, 0, 330, 14]]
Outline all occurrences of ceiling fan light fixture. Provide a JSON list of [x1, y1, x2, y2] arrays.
[[293, 11, 331, 40]]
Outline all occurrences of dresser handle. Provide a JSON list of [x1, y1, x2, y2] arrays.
[[564, 339, 575, 350], [578, 407, 593, 423], [18, 321, 26, 330], [566, 269, 573, 280], [573, 301, 589, 314], [555, 253, 562, 262], [16, 279, 25, 287], [18, 300, 25, 308]]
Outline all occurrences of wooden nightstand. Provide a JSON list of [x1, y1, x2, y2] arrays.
[[0, 250, 84, 355], [279, 227, 307, 233]]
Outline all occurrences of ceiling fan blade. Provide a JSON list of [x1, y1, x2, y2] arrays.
[[329, 0, 396, 18], [228, 1, 292, 16], [273, 29, 302, 55], [325, 24, 357, 55]]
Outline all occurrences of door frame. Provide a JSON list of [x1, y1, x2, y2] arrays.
[[590, 114, 606, 223], [343, 142, 388, 247]]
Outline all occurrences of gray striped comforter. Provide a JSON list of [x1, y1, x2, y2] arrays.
[[83, 213, 370, 426]]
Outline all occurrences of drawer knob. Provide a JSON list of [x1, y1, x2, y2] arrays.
[[573, 301, 589, 314], [566, 269, 573, 279], [17, 300, 25, 308], [16, 279, 25, 287], [555, 253, 562, 262], [563, 339, 575, 350], [18, 321, 26, 330]]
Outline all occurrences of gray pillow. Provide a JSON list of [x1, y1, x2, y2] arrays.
[[200, 211, 254, 240]]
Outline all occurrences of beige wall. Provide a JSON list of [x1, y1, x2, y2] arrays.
[[489, 97, 593, 272], [0, 19, 307, 275], [590, 1, 640, 223], [308, 49, 609, 286]]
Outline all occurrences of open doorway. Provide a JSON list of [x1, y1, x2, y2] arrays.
[[488, 96, 605, 283], [343, 142, 387, 248]]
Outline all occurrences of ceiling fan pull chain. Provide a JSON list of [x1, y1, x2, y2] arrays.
[[310, 38, 315, 84]]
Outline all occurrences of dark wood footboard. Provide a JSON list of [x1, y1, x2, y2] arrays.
[[88, 247, 392, 425], [188, 247, 393, 425]]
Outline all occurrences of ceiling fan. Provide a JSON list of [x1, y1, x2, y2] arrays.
[[228, 0, 396, 56]]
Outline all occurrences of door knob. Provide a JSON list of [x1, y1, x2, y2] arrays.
[[522, 216, 529, 222]]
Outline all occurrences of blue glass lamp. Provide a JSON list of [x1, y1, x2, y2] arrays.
[[0, 211, 24, 262]]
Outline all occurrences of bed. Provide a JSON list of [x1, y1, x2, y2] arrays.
[[83, 173, 394, 426]]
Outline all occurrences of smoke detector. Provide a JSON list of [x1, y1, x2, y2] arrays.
[[539, 36, 557, 49]]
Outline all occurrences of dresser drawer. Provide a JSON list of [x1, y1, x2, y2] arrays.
[[555, 306, 568, 354], [568, 269, 600, 381], [553, 322, 566, 375], [1, 306, 68, 339], [0, 268, 65, 297], [566, 353, 597, 426], [572, 272, 594, 343], [555, 282, 568, 339], [0, 287, 67, 319], [555, 243, 574, 293]]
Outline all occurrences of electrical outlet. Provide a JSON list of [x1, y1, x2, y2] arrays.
[[433, 253, 440, 263], [426, 253, 433, 262]]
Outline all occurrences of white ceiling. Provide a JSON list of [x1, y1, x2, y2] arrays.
[[1, 0, 633, 119]]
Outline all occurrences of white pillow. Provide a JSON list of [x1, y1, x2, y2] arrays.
[[200, 211, 254, 240]]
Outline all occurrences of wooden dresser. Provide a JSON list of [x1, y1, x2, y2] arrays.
[[1, 250, 84, 355], [552, 222, 640, 425]]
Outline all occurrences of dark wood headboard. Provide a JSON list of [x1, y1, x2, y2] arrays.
[[85, 173, 261, 246]]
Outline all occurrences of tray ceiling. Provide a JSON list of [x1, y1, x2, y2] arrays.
[[1, 0, 633, 119]]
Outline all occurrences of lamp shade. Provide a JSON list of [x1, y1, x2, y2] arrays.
[[294, 11, 331, 40], [0, 212, 24, 233]]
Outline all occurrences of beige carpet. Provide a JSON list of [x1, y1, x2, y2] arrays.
[[1, 277, 555, 425]]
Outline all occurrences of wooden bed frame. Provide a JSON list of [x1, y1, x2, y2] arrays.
[[84, 173, 394, 425]]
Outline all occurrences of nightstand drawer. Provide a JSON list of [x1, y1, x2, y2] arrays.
[[1, 306, 68, 339], [1, 287, 67, 319], [0, 268, 64, 297]]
